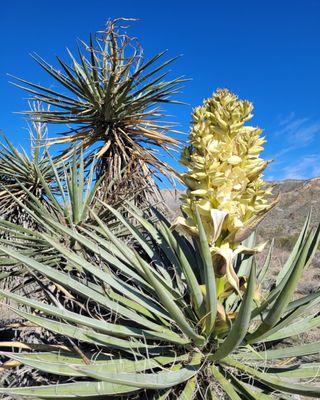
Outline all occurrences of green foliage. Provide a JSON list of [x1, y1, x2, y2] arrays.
[[0, 114, 54, 225], [0, 206, 319, 398]]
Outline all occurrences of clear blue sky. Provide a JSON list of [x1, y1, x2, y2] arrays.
[[1, 0, 320, 181]]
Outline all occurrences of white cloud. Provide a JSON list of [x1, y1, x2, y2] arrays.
[[293, 122, 320, 144], [280, 155, 320, 180], [276, 112, 308, 132], [268, 113, 320, 180], [277, 112, 296, 127], [274, 113, 320, 146]]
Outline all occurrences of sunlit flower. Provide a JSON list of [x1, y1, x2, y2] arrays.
[[177, 89, 274, 247], [175, 89, 276, 291]]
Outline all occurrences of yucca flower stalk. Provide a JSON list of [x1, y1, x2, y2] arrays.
[[176, 89, 277, 293], [11, 18, 185, 206], [178, 89, 273, 243]]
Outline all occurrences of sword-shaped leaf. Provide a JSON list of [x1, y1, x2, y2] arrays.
[[75, 353, 202, 390], [211, 263, 256, 361]]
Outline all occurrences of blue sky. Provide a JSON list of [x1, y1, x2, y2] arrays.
[[1, 0, 320, 181]]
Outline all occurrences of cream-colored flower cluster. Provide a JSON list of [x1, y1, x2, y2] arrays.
[[177, 89, 273, 247]]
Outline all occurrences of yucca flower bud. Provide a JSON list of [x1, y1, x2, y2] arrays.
[[175, 89, 276, 291]]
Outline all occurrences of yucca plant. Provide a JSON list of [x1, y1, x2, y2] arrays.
[[0, 112, 55, 227], [0, 111, 59, 313], [0, 202, 319, 398], [11, 18, 184, 206], [0, 148, 156, 317], [0, 150, 122, 388], [0, 150, 102, 319], [0, 148, 154, 259], [0, 151, 108, 294], [1, 82, 319, 399]]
